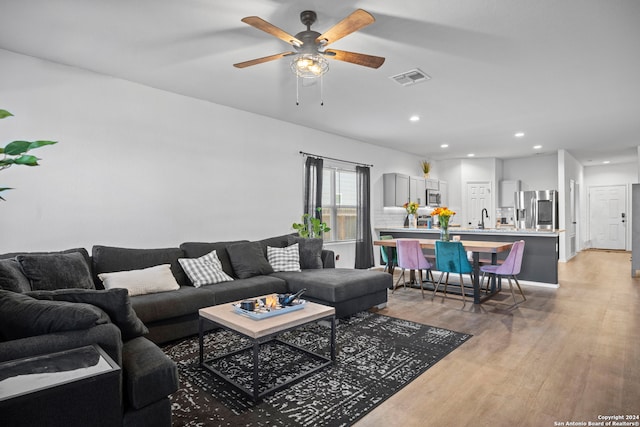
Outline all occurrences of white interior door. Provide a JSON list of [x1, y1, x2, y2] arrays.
[[466, 182, 492, 228], [589, 185, 626, 250]]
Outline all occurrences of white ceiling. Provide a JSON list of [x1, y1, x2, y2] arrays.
[[1, 0, 639, 165]]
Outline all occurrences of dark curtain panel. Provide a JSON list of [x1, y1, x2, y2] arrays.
[[355, 165, 374, 269], [304, 157, 323, 219]]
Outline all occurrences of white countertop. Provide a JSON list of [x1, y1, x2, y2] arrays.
[[376, 226, 562, 237]]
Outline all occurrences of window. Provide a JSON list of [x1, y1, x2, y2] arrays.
[[321, 166, 357, 242]]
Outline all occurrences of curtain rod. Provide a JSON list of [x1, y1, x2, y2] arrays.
[[299, 151, 373, 168]]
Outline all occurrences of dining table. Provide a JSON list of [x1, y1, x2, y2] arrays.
[[373, 238, 514, 304]]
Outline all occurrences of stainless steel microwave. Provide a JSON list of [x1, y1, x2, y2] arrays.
[[426, 190, 441, 206]]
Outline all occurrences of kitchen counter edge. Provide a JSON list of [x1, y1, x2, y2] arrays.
[[376, 227, 563, 237]]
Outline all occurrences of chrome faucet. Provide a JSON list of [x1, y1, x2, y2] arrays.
[[480, 208, 489, 229]]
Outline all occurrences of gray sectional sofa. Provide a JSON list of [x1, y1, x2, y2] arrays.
[[94, 233, 391, 343], [0, 233, 391, 426]]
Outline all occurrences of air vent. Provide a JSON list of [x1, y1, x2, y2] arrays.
[[389, 69, 431, 86]]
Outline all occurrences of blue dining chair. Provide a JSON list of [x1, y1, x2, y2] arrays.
[[433, 240, 473, 303], [380, 235, 397, 273]]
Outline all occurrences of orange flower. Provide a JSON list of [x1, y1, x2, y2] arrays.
[[430, 206, 456, 217]]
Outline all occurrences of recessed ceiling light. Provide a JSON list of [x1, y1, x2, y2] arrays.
[[467, 153, 475, 157], [409, 115, 420, 122], [440, 144, 449, 148], [514, 132, 525, 138], [603, 160, 610, 164], [533, 145, 542, 149]]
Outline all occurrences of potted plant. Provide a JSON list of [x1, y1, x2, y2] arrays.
[[292, 207, 330, 238], [421, 160, 431, 178], [1, 109, 57, 200]]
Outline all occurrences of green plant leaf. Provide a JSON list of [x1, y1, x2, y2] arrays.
[[0, 110, 13, 119], [0, 187, 12, 201], [3, 140, 32, 155], [3, 140, 56, 155], [13, 155, 40, 166], [0, 159, 16, 167], [29, 140, 58, 150]]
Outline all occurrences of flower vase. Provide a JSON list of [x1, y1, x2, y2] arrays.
[[440, 225, 450, 241], [408, 213, 417, 229], [439, 216, 451, 241]]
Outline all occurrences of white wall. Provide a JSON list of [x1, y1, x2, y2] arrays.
[[434, 158, 497, 227], [502, 153, 559, 190], [0, 49, 421, 266], [558, 150, 584, 261]]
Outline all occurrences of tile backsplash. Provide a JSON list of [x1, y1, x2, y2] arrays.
[[375, 207, 433, 228]]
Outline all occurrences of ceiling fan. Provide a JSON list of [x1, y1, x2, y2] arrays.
[[233, 9, 385, 77]]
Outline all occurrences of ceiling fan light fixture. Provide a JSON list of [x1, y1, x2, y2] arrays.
[[290, 54, 329, 78]]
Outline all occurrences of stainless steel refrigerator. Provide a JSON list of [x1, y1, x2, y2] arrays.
[[515, 190, 558, 230]]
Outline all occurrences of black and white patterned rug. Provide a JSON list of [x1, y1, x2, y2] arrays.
[[163, 311, 471, 427]]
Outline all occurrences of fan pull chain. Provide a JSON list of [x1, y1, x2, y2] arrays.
[[320, 74, 324, 106], [296, 74, 300, 106]]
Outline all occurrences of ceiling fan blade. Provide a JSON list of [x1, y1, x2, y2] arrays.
[[233, 52, 294, 68], [324, 49, 385, 69], [241, 16, 303, 46], [316, 9, 375, 46]]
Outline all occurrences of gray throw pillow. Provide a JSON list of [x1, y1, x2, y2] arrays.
[[226, 241, 274, 279], [0, 290, 107, 341], [287, 236, 324, 269], [0, 258, 32, 292], [27, 288, 149, 340], [17, 252, 95, 291]]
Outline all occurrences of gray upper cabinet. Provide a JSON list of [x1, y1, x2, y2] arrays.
[[409, 176, 426, 206], [439, 180, 448, 206], [383, 173, 410, 207], [425, 179, 439, 190], [384, 173, 433, 206]]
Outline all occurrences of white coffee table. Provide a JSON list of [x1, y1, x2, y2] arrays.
[[198, 296, 336, 402]]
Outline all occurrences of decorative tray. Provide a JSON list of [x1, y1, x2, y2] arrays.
[[232, 299, 306, 320]]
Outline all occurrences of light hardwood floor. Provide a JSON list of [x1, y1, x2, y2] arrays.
[[357, 249, 640, 427]]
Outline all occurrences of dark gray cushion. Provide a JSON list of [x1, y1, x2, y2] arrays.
[[27, 288, 148, 340], [92, 245, 188, 287], [271, 268, 392, 302], [0, 258, 32, 292], [17, 252, 95, 291], [201, 275, 288, 305], [0, 290, 107, 341], [287, 236, 323, 269], [122, 337, 178, 410], [256, 233, 297, 254], [180, 241, 248, 278], [130, 286, 216, 324], [0, 247, 91, 267], [226, 241, 274, 279]]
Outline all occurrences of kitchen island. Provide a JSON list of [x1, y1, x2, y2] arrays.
[[376, 227, 561, 287]]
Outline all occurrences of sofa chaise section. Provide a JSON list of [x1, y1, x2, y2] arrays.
[[271, 268, 390, 317]]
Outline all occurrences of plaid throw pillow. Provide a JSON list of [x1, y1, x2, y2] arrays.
[[267, 243, 302, 272], [178, 250, 234, 287]]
